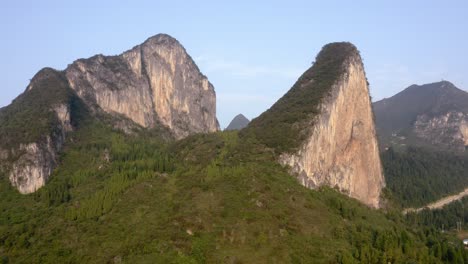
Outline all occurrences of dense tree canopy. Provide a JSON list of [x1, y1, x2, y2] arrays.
[[382, 147, 468, 208]]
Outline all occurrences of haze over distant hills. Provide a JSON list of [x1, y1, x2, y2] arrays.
[[373, 81, 468, 151], [225, 114, 249, 131]]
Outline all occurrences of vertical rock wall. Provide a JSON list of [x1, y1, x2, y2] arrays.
[[280, 56, 385, 208], [4, 34, 220, 194], [66, 34, 219, 139]]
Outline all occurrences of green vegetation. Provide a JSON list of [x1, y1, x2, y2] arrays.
[[0, 68, 75, 148], [0, 119, 466, 263], [406, 197, 468, 231], [382, 147, 468, 208], [3, 39, 467, 263], [243, 42, 360, 153]]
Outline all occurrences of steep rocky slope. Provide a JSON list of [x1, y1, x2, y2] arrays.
[[374, 81, 468, 151], [245, 43, 384, 208], [225, 114, 250, 130], [66, 34, 219, 139], [0, 34, 219, 193]]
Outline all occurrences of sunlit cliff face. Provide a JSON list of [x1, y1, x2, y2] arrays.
[[280, 55, 385, 208]]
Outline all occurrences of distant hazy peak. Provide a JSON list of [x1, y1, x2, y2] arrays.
[[225, 114, 250, 131]]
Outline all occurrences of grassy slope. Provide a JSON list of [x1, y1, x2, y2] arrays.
[[0, 121, 466, 263]]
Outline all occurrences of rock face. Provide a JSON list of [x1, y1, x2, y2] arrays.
[[1, 34, 219, 193], [374, 81, 468, 151], [66, 34, 219, 139], [246, 43, 384, 208], [9, 134, 64, 194], [225, 114, 250, 131]]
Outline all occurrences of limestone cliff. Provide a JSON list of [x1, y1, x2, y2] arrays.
[[246, 43, 385, 208], [279, 53, 384, 208], [1, 34, 219, 193], [9, 132, 65, 194], [66, 34, 219, 139]]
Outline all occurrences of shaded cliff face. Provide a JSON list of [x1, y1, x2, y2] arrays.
[[373, 81, 468, 151], [66, 34, 219, 139], [246, 43, 384, 207]]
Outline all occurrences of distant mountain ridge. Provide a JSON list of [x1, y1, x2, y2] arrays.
[[373, 81, 468, 151], [225, 114, 249, 130]]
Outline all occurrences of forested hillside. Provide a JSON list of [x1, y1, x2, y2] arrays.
[[0, 119, 467, 263], [382, 147, 468, 208], [406, 197, 468, 231]]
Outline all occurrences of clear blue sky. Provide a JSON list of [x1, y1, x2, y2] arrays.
[[1, 1, 467, 128]]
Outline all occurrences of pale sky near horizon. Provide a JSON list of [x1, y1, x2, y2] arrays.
[[1, 1, 467, 128]]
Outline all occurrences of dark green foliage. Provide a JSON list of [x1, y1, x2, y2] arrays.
[[0, 122, 465, 263], [243, 42, 360, 153], [0, 68, 80, 148], [406, 197, 468, 231], [382, 147, 468, 207]]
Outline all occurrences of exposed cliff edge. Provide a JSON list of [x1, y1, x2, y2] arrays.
[[66, 34, 219, 139], [373, 81, 468, 152], [0, 34, 219, 193], [245, 43, 384, 207]]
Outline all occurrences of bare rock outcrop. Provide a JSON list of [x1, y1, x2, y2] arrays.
[[66, 34, 219, 139], [246, 43, 385, 208], [1, 34, 219, 193], [414, 111, 468, 151], [280, 52, 384, 208], [9, 135, 63, 194]]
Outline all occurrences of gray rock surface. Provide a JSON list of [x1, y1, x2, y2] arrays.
[[2, 34, 220, 193], [66, 34, 219, 139]]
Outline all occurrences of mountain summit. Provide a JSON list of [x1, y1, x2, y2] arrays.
[[225, 114, 250, 130], [66, 33, 219, 138], [0, 33, 219, 193], [373, 81, 468, 151], [245, 42, 384, 207]]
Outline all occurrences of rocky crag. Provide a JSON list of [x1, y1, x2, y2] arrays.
[[0, 34, 219, 193], [66, 34, 219, 138], [246, 43, 385, 208]]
